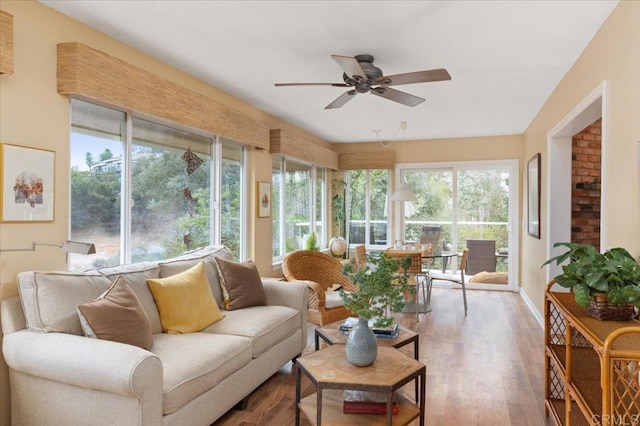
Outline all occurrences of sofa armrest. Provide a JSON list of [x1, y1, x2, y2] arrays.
[[262, 279, 309, 312], [262, 279, 309, 350], [3, 330, 162, 400]]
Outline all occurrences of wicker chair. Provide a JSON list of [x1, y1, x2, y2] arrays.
[[282, 250, 357, 326]]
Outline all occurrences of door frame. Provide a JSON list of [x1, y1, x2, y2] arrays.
[[545, 81, 607, 286], [396, 159, 520, 292]]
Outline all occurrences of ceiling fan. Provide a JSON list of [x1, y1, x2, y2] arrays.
[[275, 54, 451, 109]]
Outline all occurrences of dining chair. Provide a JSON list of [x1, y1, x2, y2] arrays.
[[465, 239, 496, 274], [354, 245, 367, 271], [427, 248, 469, 316], [419, 225, 443, 268], [385, 247, 429, 321]]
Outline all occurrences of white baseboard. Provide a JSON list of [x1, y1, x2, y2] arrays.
[[520, 288, 544, 329]]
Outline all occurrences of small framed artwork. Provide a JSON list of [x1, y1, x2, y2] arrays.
[[257, 181, 271, 218], [527, 153, 541, 239], [1, 143, 55, 222]]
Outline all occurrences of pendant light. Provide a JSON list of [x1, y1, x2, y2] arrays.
[[388, 122, 417, 202]]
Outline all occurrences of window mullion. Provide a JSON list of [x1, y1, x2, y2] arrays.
[[310, 165, 317, 235], [212, 136, 221, 246], [121, 113, 133, 265], [239, 145, 248, 261], [365, 170, 371, 246], [279, 158, 286, 258]]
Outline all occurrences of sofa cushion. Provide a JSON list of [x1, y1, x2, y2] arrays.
[[214, 258, 266, 310], [147, 261, 224, 334], [17, 271, 112, 335], [158, 245, 234, 308], [150, 332, 252, 415], [204, 305, 300, 358], [96, 262, 163, 334], [77, 276, 153, 350]]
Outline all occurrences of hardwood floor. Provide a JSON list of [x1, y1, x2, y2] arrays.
[[215, 288, 553, 425]]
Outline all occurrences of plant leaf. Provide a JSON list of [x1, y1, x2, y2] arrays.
[[574, 284, 591, 307]]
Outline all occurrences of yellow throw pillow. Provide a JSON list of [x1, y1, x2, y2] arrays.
[[147, 261, 224, 334]]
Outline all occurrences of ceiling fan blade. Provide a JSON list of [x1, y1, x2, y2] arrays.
[[275, 82, 349, 87], [325, 90, 357, 109], [331, 55, 367, 80], [376, 68, 451, 86], [370, 87, 425, 107]]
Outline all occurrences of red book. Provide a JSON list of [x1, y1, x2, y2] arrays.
[[342, 390, 399, 415]]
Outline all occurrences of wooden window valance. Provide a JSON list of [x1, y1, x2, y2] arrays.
[[57, 42, 269, 149], [0, 10, 14, 75], [338, 151, 396, 170], [269, 129, 338, 170]]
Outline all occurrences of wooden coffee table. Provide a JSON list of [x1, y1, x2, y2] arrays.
[[315, 320, 419, 360], [295, 345, 426, 425]]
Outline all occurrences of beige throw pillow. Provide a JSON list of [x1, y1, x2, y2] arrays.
[[77, 276, 153, 350], [147, 261, 224, 334], [214, 258, 266, 310]]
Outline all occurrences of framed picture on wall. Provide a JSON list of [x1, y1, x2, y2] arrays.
[[257, 181, 271, 218], [527, 153, 541, 239], [1, 143, 55, 223]]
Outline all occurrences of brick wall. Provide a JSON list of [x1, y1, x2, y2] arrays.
[[571, 119, 601, 250]]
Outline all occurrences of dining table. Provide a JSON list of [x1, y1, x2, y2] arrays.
[[421, 251, 459, 273]]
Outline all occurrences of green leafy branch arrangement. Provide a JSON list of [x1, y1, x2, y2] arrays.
[[543, 242, 640, 308], [341, 253, 411, 328]]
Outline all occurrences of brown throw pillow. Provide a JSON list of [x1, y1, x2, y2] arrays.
[[77, 276, 153, 350], [214, 258, 266, 310]]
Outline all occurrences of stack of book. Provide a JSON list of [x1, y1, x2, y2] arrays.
[[339, 317, 400, 338], [343, 390, 399, 415]]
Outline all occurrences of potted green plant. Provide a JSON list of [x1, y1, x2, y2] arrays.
[[304, 232, 319, 251], [543, 242, 640, 320], [339, 253, 411, 366]]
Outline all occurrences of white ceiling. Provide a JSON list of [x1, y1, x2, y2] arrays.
[[40, 0, 619, 144]]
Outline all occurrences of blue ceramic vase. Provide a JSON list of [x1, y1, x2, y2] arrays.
[[345, 317, 378, 367]]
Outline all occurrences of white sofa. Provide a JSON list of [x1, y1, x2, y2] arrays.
[[1, 246, 309, 425]]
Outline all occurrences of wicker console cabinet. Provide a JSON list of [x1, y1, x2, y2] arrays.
[[545, 281, 640, 425]]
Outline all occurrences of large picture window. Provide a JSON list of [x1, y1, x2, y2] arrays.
[[346, 169, 389, 248], [70, 99, 244, 270], [272, 157, 327, 260]]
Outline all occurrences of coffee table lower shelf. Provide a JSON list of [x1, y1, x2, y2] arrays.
[[299, 389, 420, 426]]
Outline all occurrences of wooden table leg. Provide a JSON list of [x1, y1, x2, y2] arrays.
[[420, 370, 426, 426], [316, 388, 323, 425], [295, 366, 301, 426]]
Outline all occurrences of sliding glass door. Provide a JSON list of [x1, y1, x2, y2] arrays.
[[400, 160, 518, 291]]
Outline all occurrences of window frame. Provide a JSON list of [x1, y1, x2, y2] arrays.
[[346, 169, 390, 249], [69, 99, 246, 268], [272, 155, 327, 263]]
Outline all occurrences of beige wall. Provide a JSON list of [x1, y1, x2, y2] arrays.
[[520, 0, 640, 315]]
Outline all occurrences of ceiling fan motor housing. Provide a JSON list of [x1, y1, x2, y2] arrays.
[[343, 54, 383, 92]]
